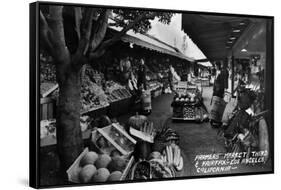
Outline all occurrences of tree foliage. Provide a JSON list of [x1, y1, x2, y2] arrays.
[[111, 9, 173, 33], [40, 5, 174, 63]]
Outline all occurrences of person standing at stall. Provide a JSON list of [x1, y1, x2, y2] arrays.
[[213, 64, 225, 98], [210, 63, 227, 127], [137, 58, 147, 90], [137, 58, 152, 115]]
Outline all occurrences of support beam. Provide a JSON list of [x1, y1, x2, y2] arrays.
[[264, 18, 274, 154]]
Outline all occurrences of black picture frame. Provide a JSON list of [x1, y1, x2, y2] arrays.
[[30, 1, 274, 188]]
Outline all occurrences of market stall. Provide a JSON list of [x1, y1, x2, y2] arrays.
[[66, 116, 188, 183], [171, 82, 208, 122]]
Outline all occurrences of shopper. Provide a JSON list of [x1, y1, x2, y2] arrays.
[[137, 58, 147, 90], [168, 65, 176, 93], [213, 65, 225, 98]]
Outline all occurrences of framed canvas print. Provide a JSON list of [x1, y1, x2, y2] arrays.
[[29, 1, 274, 188]]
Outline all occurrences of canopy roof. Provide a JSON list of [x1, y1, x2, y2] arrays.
[[182, 13, 254, 61], [110, 26, 194, 62]]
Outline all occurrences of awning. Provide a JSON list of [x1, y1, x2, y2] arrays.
[[197, 62, 212, 67], [109, 26, 194, 62], [121, 34, 194, 62], [182, 13, 254, 61]]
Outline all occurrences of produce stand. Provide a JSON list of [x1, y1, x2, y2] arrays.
[[128, 143, 188, 180], [67, 148, 135, 183], [67, 123, 137, 183], [172, 82, 208, 122], [66, 120, 189, 184]]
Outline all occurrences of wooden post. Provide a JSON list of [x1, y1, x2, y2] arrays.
[[264, 18, 274, 151], [231, 55, 235, 97]]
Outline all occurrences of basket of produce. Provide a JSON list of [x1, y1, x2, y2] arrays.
[[91, 123, 136, 156], [130, 143, 183, 180], [67, 148, 135, 183]]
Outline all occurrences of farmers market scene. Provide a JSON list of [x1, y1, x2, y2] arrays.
[[39, 5, 273, 186]]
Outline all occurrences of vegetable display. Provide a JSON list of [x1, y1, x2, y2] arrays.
[[171, 84, 208, 121], [81, 74, 109, 112]]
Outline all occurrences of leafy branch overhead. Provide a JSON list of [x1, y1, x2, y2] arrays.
[[39, 5, 174, 65]]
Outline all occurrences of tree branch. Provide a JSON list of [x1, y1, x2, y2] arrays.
[[89, 12, 157, 60], [89, 9, 111, 52], [39, 11, 55, 58], [48, 6, 69, 63], [77, 8, 95, 56], [74, 7, 82, 40]]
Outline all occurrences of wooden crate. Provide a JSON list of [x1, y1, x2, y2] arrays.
[[67, 147, 135, 183], [40, 97, 56, 120], [91, 123, 136, 156]]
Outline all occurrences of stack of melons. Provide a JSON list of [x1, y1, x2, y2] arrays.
[[78, 151, 127, 183]]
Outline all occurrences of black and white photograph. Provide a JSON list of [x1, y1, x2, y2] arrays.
[[29, 1, 274, 188]]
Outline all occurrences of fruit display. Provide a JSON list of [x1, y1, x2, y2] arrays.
[[92, 168, 110, 182], [171, 84, 207, 121], [130, 161, 151, 180], [172, 93, 200, 106], [150, 159, 175, 178], [40, 54, 56, 83], [107, 156, 127, 172], [107, 88, 132, 103], [131, 143, 183, 180], [95, 154, 112, 169], [107, 171, 123, 181], [183, 106, 196, 119], [104, 80, 132, 102], [80, 152, 99, 167], [40, 61, 132, 114], [71, 149, 131, 183], [81, 74, 109, 113], [162, 144, 183, 171], [79, 164, 97, 183]]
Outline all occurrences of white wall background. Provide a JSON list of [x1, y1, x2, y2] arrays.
[[0, 0, 279, 189], [148, 14, 207, 60]]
